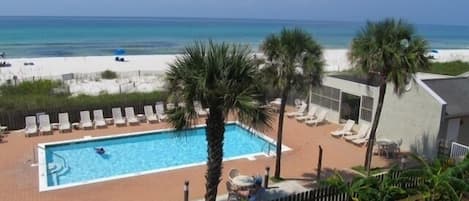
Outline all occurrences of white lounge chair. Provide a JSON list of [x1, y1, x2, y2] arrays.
[[93, 110, 107, 128], [331, 120, 355, 137], [194, 101, 208, 117], [305, 110, 328, 126], [80, 111, 93, 129], [58, 113, 71, 133], [39, 114, 52, 134], [125, 107, 139, 125], [351, 128, 372, 146], [286, 103, 307, 118], [112, 108, 126, 126], [296, 106, 318, 121], [344, 124, 370, 141], [178, 102, 186, 108], [0, 124, 7, 134], [155, 102, 167, 121], [24, 116, 38, 137], [144, 105, 158, 123]]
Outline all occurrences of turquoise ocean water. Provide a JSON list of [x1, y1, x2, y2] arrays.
[[1, 16, 469, 58]]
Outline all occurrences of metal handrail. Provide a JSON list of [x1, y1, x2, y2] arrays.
[[35, 146, 68, 172]]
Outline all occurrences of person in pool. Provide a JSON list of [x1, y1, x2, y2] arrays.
[[95, 147, 105, 155]]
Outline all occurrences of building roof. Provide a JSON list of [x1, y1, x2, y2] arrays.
[[329, 74, 381, 87], [423, 77, 469, 117]]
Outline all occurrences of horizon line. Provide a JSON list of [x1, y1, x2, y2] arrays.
[[1, 15, 468, 27]]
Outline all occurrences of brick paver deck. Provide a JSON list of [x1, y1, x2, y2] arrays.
[[0, 111, 393, 201]]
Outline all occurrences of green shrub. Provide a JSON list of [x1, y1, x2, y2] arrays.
[[101, 70, 118, 79], [422, 60, 469, 76], [0, 79, 64, 96]]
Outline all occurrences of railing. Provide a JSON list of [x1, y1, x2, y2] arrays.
[[450, 142, 469, 160], [261, 142, 273, 156], [36, 146, 68, 174]]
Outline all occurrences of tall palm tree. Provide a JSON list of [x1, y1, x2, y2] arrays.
[[349, 19, 431, 174], [261, 28, 324, 178], [165, 41, 272, 201]]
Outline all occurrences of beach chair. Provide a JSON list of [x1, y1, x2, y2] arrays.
[[0, 124, 7, 134], [286, 103, 307, 118], [344, 124, 370, 141], [351, 128, 372, 146], [305, 110, 328, 126], [125, 107, 139, 125], [155, 102, 167, 121], [80, 111, 93, 129], [58, 113, 71, 133], [93, 110, 107, 128], [194, 101, 208, 117], [178, 102, 186, 108], [112, 108, 126, 126], [296, 106, 318, 121], [24, 116, 38, 137], [144, 105, 158, 123], [330, 120, 355, 137], [39, 114, 52, 135]]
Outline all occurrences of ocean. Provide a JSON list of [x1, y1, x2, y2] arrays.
[[0, 16, 468, 58]]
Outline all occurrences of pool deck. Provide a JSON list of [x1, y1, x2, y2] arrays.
[[0, 109, 394, 201]]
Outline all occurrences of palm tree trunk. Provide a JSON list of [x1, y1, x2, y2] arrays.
[[364, 81, 387, 174], [204, 107, 225, 201], [274, 88, 289, 178]]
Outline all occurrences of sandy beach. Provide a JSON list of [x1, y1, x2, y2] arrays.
[[1, 49, 469, 83]]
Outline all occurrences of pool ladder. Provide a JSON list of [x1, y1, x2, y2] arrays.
[[37, 146, 69, 185], [261, 142, 275, 156]]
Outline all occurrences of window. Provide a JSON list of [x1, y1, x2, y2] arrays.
[[360, 96, 373, 122], [310, 86, 340, 111]]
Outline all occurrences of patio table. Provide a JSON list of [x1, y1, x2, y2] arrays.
[[376, 139, 398, 158]]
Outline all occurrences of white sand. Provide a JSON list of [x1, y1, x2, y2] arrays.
[[2, 49, 469, 81]]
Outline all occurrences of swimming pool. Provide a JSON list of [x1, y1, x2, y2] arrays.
[[37, 122, 289, 191]]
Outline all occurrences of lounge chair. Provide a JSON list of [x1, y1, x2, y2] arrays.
[[112, 108, 126, 126], [39, 114, 52, 135], [144, 105, 158, 123], [0, 124, 7, 134], [155, 102, 167, 121], [330, 120, 355, 137], [178, 102, 186, 108], [58, 113, 71, 133], [296, 106, 318, 121], [93, 110, 107, 128], [194, 101, 208, 117], [286, 103, 307, 118], [24, 116, 38, 137], [344, 124, 370, 141], [125, 107, 139, 125], [80, 111, 93, 129], [305, 110, 328, 126], [351, 128, 372, 146]]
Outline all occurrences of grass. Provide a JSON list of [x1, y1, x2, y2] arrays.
[[421, 60, 469, 76], [351, 166, 388, 176]]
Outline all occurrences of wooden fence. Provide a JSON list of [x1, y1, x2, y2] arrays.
[[268, 170, 421, 201], [0, 100, 161, 130]]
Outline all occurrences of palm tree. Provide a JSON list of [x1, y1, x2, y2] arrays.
[[261, 28, 324, 178], [165, 41, 272, 201], [349, 19, 431, 174]]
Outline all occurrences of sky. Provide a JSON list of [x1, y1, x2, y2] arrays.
[[1, 0, 469, 26]]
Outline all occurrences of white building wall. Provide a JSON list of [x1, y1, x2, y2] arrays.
[[377, 79, 445, 158], [312, 76, 379, 128]]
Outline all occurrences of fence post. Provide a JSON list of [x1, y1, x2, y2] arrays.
[[183, 180, 189, 201], [317, 145, 323, 181], [264, 166, 270, 188]]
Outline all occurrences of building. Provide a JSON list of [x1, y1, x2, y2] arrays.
[[310, 73, 469, 158]]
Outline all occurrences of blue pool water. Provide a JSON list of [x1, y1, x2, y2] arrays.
[[44, 124, 274, 187]]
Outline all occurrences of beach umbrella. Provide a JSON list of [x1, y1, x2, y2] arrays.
[[114, 48, 126, 55], [431, 49, 439, 53]]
